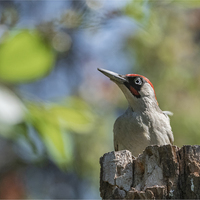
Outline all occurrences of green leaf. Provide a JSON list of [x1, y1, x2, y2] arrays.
[[38, 123, 73, 167], [26, 98, 95, 167], [28, 97, 95, 134], [0, 30, 55, 83], [50, 105, 95, 134]]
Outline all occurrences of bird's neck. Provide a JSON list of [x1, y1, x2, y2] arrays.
[[128, 96, 160, 113]]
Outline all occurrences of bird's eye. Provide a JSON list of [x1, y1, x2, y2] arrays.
[[134, 78, 142, 85]]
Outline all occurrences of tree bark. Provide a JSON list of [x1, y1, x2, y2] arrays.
[[100, 145, 200, 199]]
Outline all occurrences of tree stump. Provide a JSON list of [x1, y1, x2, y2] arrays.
[[100, 145, 200, 199]]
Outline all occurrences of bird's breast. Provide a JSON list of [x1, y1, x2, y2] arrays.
[[114, 112, 151, 156], [113, 109, 173, 157]]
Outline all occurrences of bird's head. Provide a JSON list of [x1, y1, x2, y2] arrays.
[[98, 68, 158, 111]]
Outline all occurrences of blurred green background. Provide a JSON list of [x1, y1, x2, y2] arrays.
[[0, 0, 200, 198]]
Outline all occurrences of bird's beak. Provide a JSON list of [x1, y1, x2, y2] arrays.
[[98, 68, 127, 83]]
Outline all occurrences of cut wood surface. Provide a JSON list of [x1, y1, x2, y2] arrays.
[[100, 145, 200, 199]]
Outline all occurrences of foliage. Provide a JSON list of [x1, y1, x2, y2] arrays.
[[0, 4, 115, 191], [25, 97, 96, 167], [0, 30, 55, 83]]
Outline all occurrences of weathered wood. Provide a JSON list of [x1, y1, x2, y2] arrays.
[[100, 145, 200, 199]]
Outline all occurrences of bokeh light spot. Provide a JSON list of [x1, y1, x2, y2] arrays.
[[52, 32, 72, 52], [86, 0, 104, 10]]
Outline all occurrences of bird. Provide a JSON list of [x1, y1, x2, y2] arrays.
[[98, 68, 174, 157]]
